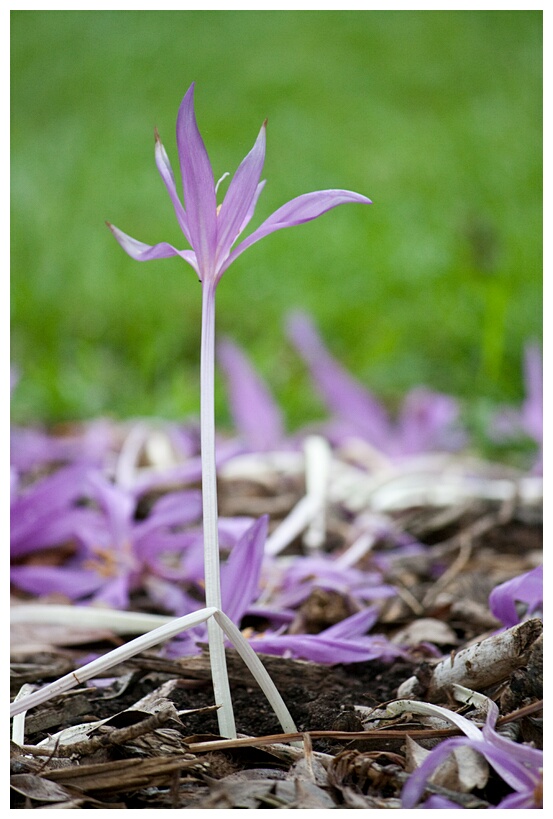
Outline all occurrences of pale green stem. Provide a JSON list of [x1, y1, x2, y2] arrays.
[[200, 279, 236, 738]]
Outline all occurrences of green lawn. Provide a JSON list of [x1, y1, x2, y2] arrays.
[[11, 10, 542, 433]]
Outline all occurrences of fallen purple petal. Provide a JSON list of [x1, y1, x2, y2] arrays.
[[489, 565, 543, 628]]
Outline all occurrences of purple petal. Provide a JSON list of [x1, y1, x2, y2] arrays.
[[221, 515, 268, 624], [133, 490, 203, 540], [319, 607, 379, 639], [394, 388, 463, 456], [10, 565, 105, 599], [495, 789, 541, 809], [86, 473, 135, 548], [404, 737, 540, 808], [137, 530, 204, 580], [488, 565, 543, 628], [287, 311, 391, 445], [144, 575, 200, 617], [238, 180, 266, 236], [421, 796, 463, 808], [12, 507, 102, 559], [482, 705, 543, 773], [249, 607, 399, 664], [522, 344, 542, 443], [215, 121, 266, 273], [217, 338, 284, 450], [249, 631, 398, 664], [11, 466, 95, 557], [217, 516, 257, 547], [107, 223, 199, 275], [11, 420, 114, 473], [402, 702, 543, 808], [176, 84, 217, 278], [91, 574, 132, 610], [154, 130, 192, 244], [402, 737, 471, 808], [223, 188, 371, 273]]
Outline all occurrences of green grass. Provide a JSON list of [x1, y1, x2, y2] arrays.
[[11, 10, 542, 433]]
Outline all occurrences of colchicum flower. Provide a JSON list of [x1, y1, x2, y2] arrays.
[[107, 83, 371, 285], [400, 697, 543, 809], [108, 82, 372, 738], [287, 310, 464, 457], [488, 564, 543, 629], [489, 344, 543, 474], [217, 337, 285, 452]]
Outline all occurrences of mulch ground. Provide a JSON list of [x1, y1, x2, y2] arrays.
[[11, 483, 542, 809]]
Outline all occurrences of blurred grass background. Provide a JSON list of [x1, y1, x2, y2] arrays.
[[11, 10, 542, 434]]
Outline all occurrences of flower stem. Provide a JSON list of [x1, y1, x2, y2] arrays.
[[200, 279, 236, 738]]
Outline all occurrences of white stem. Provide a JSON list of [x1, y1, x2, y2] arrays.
[[264, 493, 321, 556], [12, 684, 35, 745], [302, 435, 331, 550], [10, 607, 217, 718], [10, 605, 298, 738], [213, 610, 297, 737], [200, 280, 236, 738], [11, 604, 173, 633], [383, 698, 484, 741]]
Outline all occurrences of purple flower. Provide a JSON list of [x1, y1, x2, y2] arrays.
[[108, 83, 372, 736], [488, 344, 543, 473], [393, 388, 464, 456], [249, 607, 402, 664], [217, 338, 285, 451], [488, 565, 543, 629], [11, 420, 115, 474], [108, 83, 371, 287], [163, 514, 270, 657], [287, 310, 390, 445], [11, 465, 100, 559], [401, 699, 543, 809], [266, 554, 396, 611], [11, 469, 206, 613], [519, 344, 542, 443], [287, 311, 463, 457]]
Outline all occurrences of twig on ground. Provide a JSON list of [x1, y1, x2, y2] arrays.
[[397, 618, 543, 701]]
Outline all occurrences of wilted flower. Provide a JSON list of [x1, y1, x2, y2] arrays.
[[217, 337, 285, 451], [401, 698, 543, 809], [249, 607, 402, 664], [11, 420, 115, 475], [489, 564, 543, 629], [11, 469, 205, 612], [287, 310, 463, 457], [488, 344, 543, 474], [266, 553, 396, 611]]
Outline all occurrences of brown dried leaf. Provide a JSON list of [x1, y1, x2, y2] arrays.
[[44, 755, 200, 794], [391, 617, 459, 647], [405, 735, 488, 793], [10, 773, 75, 803]]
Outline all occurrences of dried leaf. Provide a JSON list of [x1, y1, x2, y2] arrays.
[[287, 778, 336, 808], [10, 773, 75, 803], [405, 735, 488, 793], [391, 617, 459, 647]]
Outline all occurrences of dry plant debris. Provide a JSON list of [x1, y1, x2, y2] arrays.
[[11, 428, 542, 809]]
